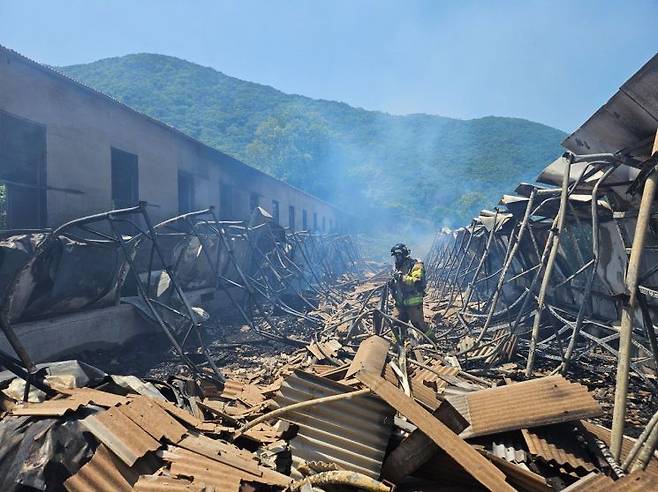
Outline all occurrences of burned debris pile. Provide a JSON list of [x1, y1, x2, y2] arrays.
[[420, 54, 658, 490], [0, 224, 655, 491], [0, 296, 654, 491], [3, 53, 658, 492]]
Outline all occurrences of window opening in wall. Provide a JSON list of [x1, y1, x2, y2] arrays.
[[288, 206, 295, 231], [313, 212, 318, 231], [220, 182, 233, 219], [302, 209, 308, 231], [0, 111, 47, 229], [272, 200, 280, 224], [249, 192, 259, 212], [111, 147, 139, 210], [322, 216, 326, 232], [178, 171, 195, 214]]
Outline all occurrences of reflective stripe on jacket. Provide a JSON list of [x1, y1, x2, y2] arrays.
[[395, 258, 426, 306]]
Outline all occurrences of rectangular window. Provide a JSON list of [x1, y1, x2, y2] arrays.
[[288, 206, 295, 231], [322, 217, 326, 232], [313, 212, 318, 231], [111, 147, 139, 210], [302, 209, 308, 231], [220, 182, 233, 219], [271, 200, 280, 224], [0, 111, 47, 229], [249, 192, 259, 212], [178, 171, 194, 214]]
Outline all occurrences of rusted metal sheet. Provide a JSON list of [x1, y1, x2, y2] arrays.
[[581, 421, 658, 473], [307, 339, 342, 361], [412, 361, 460, 381], [449, 375, 602, 438], [81, 407, 161, 466], [133, 475, 206, 491], [357, 370, 515, 492], [408, 378, 441, 410], [564, 468, 658, 491], [345, 335, 390, 378], [154, 399, 205, 428], [484, 452, 552, 492], [12, 396, 87, 417], [177, 434, 261, 475], [117, 396, 187, 443], [63, 444, 137, 492], [522, 424, 596, 473], [562, 472, 614, 491], [275, 369, 393, 479], [13, 387, 129, 416], [161, 444, 290, 491]]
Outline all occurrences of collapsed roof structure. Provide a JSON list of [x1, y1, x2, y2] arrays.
[[0, 49, 658, 492], [426, 51, 658, 478]]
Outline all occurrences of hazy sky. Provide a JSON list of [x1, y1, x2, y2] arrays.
[[1, 0, 657, 131]]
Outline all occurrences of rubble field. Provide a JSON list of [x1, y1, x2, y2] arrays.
[[1, 272, 656, 492]]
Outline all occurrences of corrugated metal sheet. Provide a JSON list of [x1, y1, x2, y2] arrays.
[[408, 378, 441, 410], [608, 468, 658, 491], [13, 388, 128, 416], [357, 370, 515, 492], [453, 375, 602, 438], [133, 475, 205, 491], [522, 423, 596, 473], [307, 339, 342, 360], [81, 407, 161, 466], [487, 431, 528, 464], [155, 399, 204, 428], [564, 469, 658, 492], [177, 434, 261, 475], [275, 369, 394, 479], [411, 360, 460, 390], [562, 472, 614, 491], [563, 53, 658, 158], [581, 421, 658, 474], [484, 452, 552, 492], [63, 444, 137, 492], [345, 335, 390, 378], [161, 445, 290, 492], [13, 396, 86, 416], [118, 396, 187, 443]]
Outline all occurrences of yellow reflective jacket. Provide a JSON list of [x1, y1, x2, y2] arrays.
[[396, 258, 426, 306]]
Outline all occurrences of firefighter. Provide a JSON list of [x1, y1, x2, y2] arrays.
[[388, 243, 428, 339]]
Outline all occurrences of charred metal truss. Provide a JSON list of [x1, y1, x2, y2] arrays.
[[0, 203, 361, 395]]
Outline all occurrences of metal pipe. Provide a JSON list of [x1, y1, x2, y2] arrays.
[[235, 388, 370, 436], [477, 189, 536, 343], [461, 210, 499, 312], [526, 154, 572, 376], [611, 130, 658, 460], [561, 165, 616, 374]]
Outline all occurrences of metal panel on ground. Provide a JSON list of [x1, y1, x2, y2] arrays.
[[522, 423, 596, 473], [80, 407, 161, 466], [63, 444, 138, 492], [275, 369, 394, 479], [357, 370, 515, 492], [452, 375, 601, 438]]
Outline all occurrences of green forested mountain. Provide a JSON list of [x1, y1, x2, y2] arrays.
[[59, 54, 566, 227]]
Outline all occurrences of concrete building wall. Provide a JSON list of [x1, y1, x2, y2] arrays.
[[0, 46, 341, 231]]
